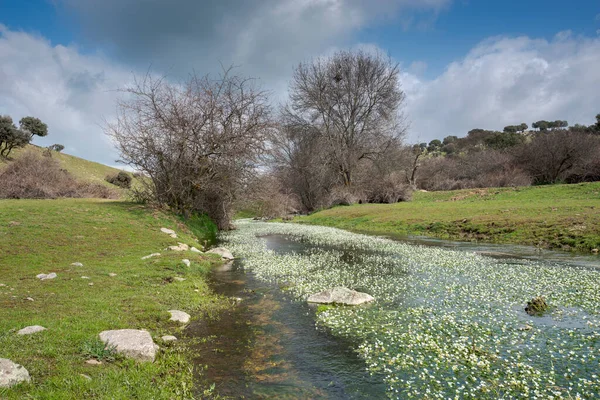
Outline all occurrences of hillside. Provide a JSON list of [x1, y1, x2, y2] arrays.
[[296, 183, 600, 253], [0, 198, 227, 398], [0, 145, 126, 189]]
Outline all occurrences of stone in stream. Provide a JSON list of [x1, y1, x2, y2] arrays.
[[0, 358, 30, 388], [525, 296, 548, 316], [168, 243, 189, 251], [206, 247, 234, 260], [307, 287, 374, 305], [36, 272, 57, 280], [168, 310, 190, 324], [214, 261, 234, 272], [141, 253, 161, 260], [17, 325, 47, 335], [98, 329, 158, 362]]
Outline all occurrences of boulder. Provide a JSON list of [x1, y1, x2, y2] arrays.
[[161, 335, 177, 342], [307, 287, 374, 305], [17, 325, 46, 335], [168, 310, 190, 324], [182, 259, 191, 267], [141, 253, 161, 260], [36, 272, 57, 280], [168, 243, 189, 252], [206, 247, 234, 260], [99, 329, 158, 362], [0, 358, 30, 388]]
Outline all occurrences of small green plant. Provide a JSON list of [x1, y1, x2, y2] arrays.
[[81, 337, 117, 362]]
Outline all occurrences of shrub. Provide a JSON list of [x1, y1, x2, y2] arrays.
[[105, 171, 132, 188], [0, 150, 117, 199]]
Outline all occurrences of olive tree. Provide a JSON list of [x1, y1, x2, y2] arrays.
[[0, 116, 29, 157], [106, 68, 271, 229]]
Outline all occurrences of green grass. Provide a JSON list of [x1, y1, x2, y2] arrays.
[[296, 183, 600, 252], [0, 198, 230, 399]]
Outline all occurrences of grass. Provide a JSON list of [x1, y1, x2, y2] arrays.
[[296, 183, 600, 253], [0, 198, 230, 399]]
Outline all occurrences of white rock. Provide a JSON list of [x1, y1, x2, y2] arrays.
[[307, 287, 374, 305], [99, 329, 158, 362], [81, 276, 90, 279], [0, 283, 5, 287], [36, 273, 57, 280], [206, 247, 234, 260], [190, 247, 203, 253], [88, 283, 94, 286], [71, 262, 83, 267], [182, 259, 191, 267], [173, 277, 186, 282], [17, 325, 47, 335], [168, 310, 190, 324], [85, 359, 102, 365], [161, 335, 178, 342], [141, 253, 161, 260], [108, 273, 117, 277], [168, 243, 189, 251], [160, 227, 176, 235], [169, 233, 178, 239], [0, 358, 30, 388], [26, 297, 34, 302], [80, 373, 92, 381]]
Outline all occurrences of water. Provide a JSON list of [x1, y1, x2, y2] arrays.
[[189, 223, 600, 399], [187, 255, 387, 399]]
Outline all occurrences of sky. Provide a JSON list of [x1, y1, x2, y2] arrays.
[[1, 0, 599, 167]]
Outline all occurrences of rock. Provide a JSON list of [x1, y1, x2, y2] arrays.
[[108, 273, 117, 277], [81, 276, 90, 279], [25, 297, 34, 302], [592, 248, 599, 254], [85, 359, 102, 365], [190, 247, 203, 253], [214, 261, 234, 272], [0, 358, 30, 388], [173, 277, 186, 282], [88, 283, 94, 286], [169, 233, 177, 239], [142, 253, 161, 260], [182, 259, 191, 267], [206, 247, 234, 260], [0, 283, 5, 287], [80, 374, 92, 381], [525, 296, 549, 316], [71, 262, 84, 267], [168, 310, 190, 324], [160, 227, 176, 235], [519, 324, 533, 331], [161, 335, 177, 342], [307, 287, 375, 305], [17, 325, 47, 335], [99, 329, 158, 362], [36, 272, 57, 280], [168, 243, 189, 251]]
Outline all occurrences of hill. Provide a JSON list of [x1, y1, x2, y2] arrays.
[[0, 145, 127, 190], [296, 183, 600, 253]]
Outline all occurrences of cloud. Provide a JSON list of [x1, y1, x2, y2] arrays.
[[404, 33, 600, 142], [0, 25, 132, 165]]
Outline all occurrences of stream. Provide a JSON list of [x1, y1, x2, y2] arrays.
[[188, 221, 600, 399]]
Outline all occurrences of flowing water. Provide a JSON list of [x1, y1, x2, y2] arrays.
[[189, 222, 600, 399]]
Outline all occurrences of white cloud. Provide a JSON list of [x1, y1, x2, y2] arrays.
[[404, 34, 600, 142], [0, 25, 132, 165]]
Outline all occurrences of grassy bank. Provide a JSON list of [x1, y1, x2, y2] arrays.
[[296, 182, 600, 252], [0, 198, 229, 398]]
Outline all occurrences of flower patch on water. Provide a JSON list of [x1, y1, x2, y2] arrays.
[[223, 221, 600, 399]]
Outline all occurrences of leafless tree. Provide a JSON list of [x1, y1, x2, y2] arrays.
[[285, 50, 407, 187], [106, 68, 271, 229]]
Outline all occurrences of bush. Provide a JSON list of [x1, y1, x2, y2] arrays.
[[0, 150, 117, 199], [105, 171, 132, 188]]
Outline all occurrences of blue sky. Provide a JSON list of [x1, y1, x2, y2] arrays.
[[1, 0, 599, 165]]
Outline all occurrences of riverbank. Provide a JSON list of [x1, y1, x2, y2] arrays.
[[0, 199, 229, 398], [295, 182, 600, 253]]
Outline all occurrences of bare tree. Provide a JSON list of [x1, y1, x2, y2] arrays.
[[285, 50, 407, 187], [106, 68, 271, 229]]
